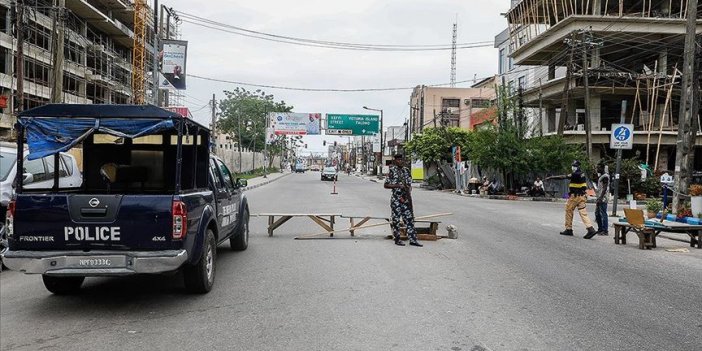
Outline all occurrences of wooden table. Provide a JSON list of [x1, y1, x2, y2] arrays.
[[259, 213, 341, 237], [613, 221, 702, 250]]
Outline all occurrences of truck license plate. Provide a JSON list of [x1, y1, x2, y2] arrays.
[[67, 256, 126, 268]]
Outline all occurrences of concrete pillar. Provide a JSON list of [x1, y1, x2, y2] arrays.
[[568, 101, 577, 127], [658, 49, 668, 76], [592, 0, 602, 15], [547, 106, 557, 133], [589, 94, 602, 132]]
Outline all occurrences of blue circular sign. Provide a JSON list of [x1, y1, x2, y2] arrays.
[[614, 126, 631, 141], [277, 116, 283, 122]]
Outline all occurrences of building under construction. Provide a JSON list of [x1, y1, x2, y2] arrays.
[[504, 0, 701, 171], [0, 0, 161, 138]]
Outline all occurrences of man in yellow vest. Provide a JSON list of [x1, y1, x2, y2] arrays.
[[547, 160, 598, 239]]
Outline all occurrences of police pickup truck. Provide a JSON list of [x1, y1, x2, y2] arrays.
[[1, 104, 250, 294]]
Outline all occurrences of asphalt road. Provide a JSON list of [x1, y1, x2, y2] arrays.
[[1, 172, 701, 351]]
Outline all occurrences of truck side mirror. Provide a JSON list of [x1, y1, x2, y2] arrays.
[[236, 178, 248, 188], [22, 173, 34, 185]]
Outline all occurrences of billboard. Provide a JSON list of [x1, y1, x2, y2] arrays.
[[268, 112, 321, 135], [161, 39, 188, 90], [164, 106, 190, 117], [326, 114, 379, 136]]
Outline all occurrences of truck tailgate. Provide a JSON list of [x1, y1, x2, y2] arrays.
[[10, 194, 179, 251]]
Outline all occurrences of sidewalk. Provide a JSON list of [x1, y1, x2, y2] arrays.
[[242, 171, 290, 191]]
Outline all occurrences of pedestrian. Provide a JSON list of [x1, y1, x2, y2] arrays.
[[384, 154, 422, 247], [594, 163, 610, 235], [546, 160, 597, 239]]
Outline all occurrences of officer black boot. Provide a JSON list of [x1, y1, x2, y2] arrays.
[[584, 227, 598, 239], [409, 240, 423, 247], [394, 238, 406, 246], [559, 229, 574, 236]]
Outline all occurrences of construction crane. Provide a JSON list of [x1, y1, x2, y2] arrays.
[[131, 0, 148, 104]]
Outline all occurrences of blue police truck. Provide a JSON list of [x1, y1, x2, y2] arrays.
[[1, 104, 250, 294]]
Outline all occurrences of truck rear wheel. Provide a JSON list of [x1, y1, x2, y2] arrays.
[[183, 229, 216, 293], [230, 208, 249, 251], [42, 275, 84, 295]]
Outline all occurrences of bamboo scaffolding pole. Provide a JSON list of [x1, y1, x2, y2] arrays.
[[654, 67, 679, 170], [630, 79, 641, 124], [645, 61, 659, 165], [294, 213, 453, 239]]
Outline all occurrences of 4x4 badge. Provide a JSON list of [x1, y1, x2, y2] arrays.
[[88, 198, 100, 208]]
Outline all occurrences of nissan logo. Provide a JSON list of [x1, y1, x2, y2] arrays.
[[88, 198, 100, 208]]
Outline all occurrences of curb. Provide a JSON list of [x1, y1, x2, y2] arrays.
[[243, 173, 290, 191], [448, 191, 630, 205]]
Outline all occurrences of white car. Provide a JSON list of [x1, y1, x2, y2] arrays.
[[1, 143, 82, 249]]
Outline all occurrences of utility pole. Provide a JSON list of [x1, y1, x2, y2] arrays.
[[152, 0, 160, 106], [210, 93, 216, 154], [238, 110, 243, 173], [14, 0, 25, 116], [672, 0, 700, 211], [582, 30, 593, 161], [50, 0, 65, 103], [612, 100, 627, 217], [557, 32, 576, 135]]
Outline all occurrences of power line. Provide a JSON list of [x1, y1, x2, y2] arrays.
[[176, 11, 494, 51], [189, 73, 484, 92]]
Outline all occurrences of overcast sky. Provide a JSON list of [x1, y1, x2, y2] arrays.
[[165, 0, 512, 154]]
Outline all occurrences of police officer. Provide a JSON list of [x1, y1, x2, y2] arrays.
[[384, 154, 422, 247], [547, 160, 598, 239]]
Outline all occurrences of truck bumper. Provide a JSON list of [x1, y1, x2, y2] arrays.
[[1, 249, 188, 276]]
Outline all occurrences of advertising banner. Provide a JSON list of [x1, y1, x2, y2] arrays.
[[268, 112, 321, 135], [266, 127, 277, 144], [161, 40, 188, 90], [164, 106, 190, 118]]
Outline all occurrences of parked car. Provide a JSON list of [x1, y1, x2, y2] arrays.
[[1, 142, 82, 252], [321, 167, 338, 181], [1, 104, 250, 294]]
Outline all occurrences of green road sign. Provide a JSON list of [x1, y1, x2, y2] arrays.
[[326, 114, 379, 136]]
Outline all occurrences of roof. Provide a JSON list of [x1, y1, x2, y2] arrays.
[[18, 104, 182, 119]]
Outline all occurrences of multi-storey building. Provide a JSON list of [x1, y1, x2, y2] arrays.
[[503, 0, 702, 170], [0, 0, 159, 137], [409, 82, 496, 135]]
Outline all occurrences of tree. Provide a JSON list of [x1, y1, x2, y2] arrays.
[[217, 88, 293, 153], [404, 127, 470, 164]]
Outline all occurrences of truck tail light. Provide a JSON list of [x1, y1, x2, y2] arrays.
[[172, 200, 187, 240], [5, 200, 15, 238]]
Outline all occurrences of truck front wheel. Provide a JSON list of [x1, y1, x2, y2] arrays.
[[42, 275, 84, 295], [183, 229, 216, 293]]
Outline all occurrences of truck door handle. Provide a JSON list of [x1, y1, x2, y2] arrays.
[[81, 208, 107, 216]]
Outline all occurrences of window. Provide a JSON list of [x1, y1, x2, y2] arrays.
[[61, 155, 74, 176], [209, 160, 222, 189], [472, 99, 493, 108], [45, 156, 69, 178], [216, 160, 235, 189], [518, 76, 526, 90], [442, 99, 460, 108], [23, 158, 46, 184], [499, 48, 505, 74]]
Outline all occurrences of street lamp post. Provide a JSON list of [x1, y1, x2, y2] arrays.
[[363, 106, 383, 176]]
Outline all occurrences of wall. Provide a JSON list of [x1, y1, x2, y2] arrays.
[[216, 148, 282, 174]]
